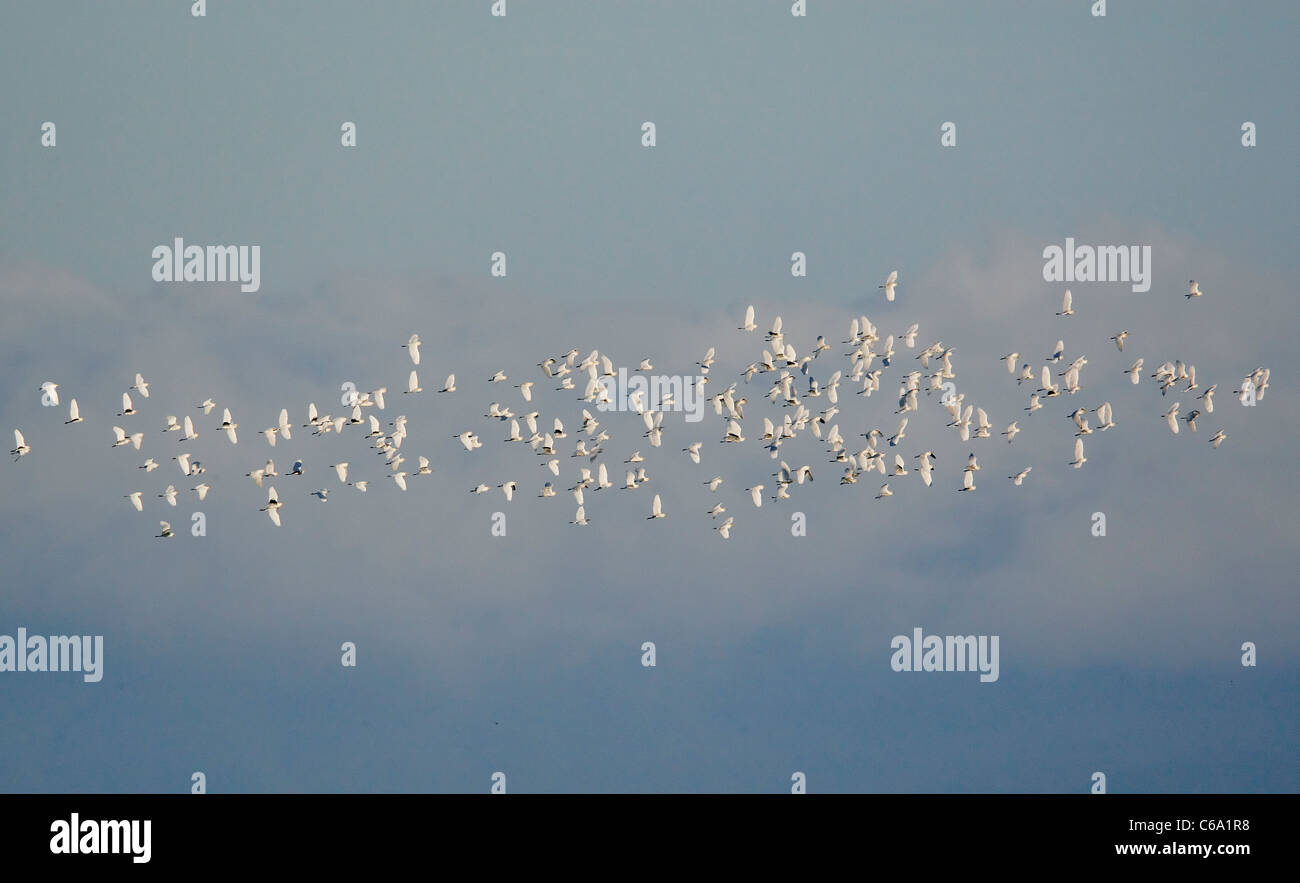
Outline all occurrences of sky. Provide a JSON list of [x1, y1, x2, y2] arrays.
[[0, 1, 1296, 793]]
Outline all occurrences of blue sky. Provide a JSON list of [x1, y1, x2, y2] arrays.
[[0, 1, 1296, 792]]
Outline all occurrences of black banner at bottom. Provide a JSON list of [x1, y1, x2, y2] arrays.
[[0, 795, 1284, 868]]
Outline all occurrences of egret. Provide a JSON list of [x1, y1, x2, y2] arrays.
[[888, 417, 907, 446], [125, 492, 144, 511], [647, 494, 666, 519], [156, 521, 174, 538], [1126, 358, 1144, 385], [1070, 438, 1087, 469], [739, 304, 757, 332], [260, 487, 283, 526], [403, 333, 421, 365], [219, 408, 238, 444], [1009, 467, 1032, 486], [879, 270, 899, 302], [64, 399, 82, 424], [1056, 289, 1075, 317]]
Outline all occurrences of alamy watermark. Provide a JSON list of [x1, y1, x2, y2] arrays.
[[152, 237, 261, 292], [890, 627, 999, 683], [1042, 237, 1150, 293], [0, 627, 103, 683], [595, 367, 706, 422]]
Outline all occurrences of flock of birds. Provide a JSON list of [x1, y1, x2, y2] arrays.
[[9, 274, 1270, 541]]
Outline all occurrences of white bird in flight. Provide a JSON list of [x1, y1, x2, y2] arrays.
[[403, 333, 421, 365], [1163, 403, 1180, 435], [1069, 438, 1087, 469], [260, 486, 283, 526], [219, 408, 239, 444], [879, 270, 899, 302]]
